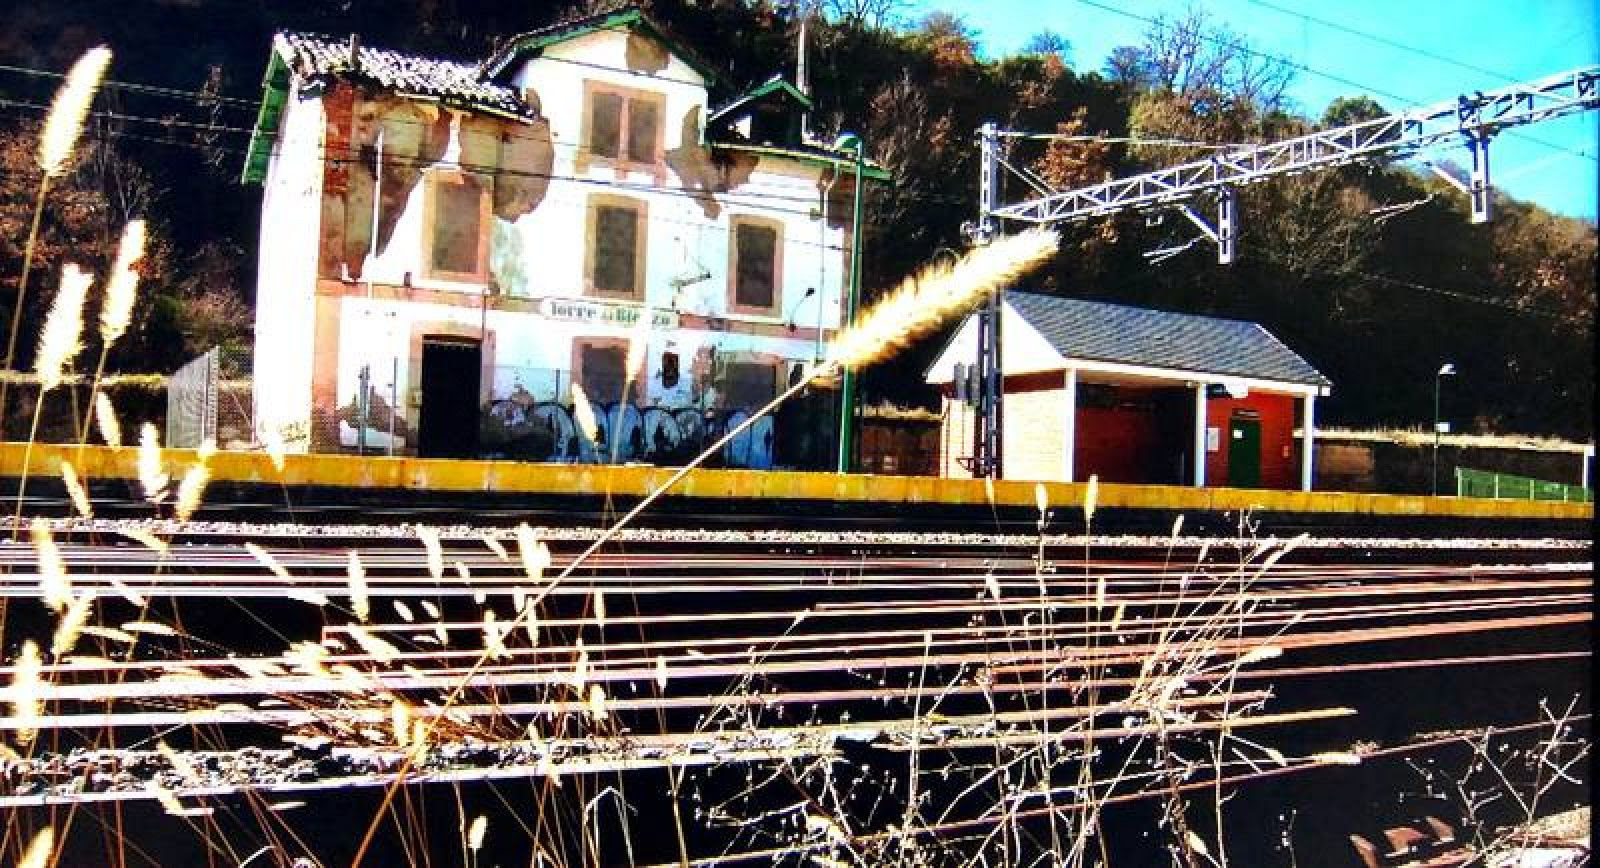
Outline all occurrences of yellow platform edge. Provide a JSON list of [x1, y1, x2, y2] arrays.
[[0, 443, 1590, 521]]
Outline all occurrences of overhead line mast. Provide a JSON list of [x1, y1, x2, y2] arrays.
[[961, 65, 1599, 479]]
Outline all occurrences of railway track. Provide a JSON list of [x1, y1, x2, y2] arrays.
[[0, 507, 1589, 866]]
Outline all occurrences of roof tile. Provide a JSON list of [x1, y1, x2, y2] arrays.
[[275, 32, 535, 121]]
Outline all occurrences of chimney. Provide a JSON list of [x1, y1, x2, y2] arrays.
[[348, 33, 361, 72]]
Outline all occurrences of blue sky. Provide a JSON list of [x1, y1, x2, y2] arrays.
[[904, 0, 1599, 219]]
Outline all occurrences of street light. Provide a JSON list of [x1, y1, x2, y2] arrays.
[[832, 132, 864, 474], [1432, 362, 1456, 495]]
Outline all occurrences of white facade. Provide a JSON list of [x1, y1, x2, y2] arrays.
[[249, 21, 858, 467]]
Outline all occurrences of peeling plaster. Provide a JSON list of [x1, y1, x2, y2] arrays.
[[664, 106, 757, 219]]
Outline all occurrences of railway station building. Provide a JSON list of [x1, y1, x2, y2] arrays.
[[926, 292, 1332, 490], [240, 7, 883, 468]]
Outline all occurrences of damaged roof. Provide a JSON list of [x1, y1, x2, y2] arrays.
[[274, 31, 535, 121], [243, 31, 538, 183], [1007, 291, 1332, 388]]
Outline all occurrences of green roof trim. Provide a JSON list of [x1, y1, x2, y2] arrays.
[[710, 142, 892, 181], [482, 9, 722, 87], [706, 77, 812, 127], [241, 50, 289, 185]]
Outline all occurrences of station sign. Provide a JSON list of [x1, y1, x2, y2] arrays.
[[540, 297, 678, 329]]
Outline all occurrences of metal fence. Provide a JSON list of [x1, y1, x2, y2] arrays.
[[166, 347, 252, 448], [1455, 466, 1592, 502]]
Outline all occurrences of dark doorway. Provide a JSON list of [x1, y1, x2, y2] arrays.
[[1227, 414, 1262, 488], [417, 338, 481, 459]]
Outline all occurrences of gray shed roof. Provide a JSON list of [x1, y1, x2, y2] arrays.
[[1007, 291, 1331, 387], [274, 32, 536, 121]]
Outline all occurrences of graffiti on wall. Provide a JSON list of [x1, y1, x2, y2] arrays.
[[482, 400, 776, 469]]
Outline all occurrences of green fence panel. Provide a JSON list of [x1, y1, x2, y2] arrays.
[[1456, 466, 1590, 502]]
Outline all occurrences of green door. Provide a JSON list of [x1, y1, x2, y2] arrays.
[[1227, 417, 1261, 488]]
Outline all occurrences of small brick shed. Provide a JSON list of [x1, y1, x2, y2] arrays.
[[926, 292, 1332, 490]]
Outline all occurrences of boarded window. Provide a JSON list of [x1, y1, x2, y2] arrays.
[[579, 344, 628, 405], [626, 99, 659, 163], [588, 86, 661, 166], [733, 222, 778, 310], [590, 92, 623, 159], [592, 205, 640, 296], [429, 173, 485, 279], [723, 361, 775, 409]]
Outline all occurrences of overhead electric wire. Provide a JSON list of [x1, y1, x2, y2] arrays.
[[1066, 0, 1596, 163]]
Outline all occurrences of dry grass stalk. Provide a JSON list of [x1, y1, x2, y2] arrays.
[[59, 460, 92, 518], [51, 592, 94, 657], [348, 626, 399, 664], [37, 46, 111, 178], [118, 527, 167, 556], [18, 825, 54, 868], [482, 534, 509, 561], [31, 518, 70, 612], [34, 264, 92, 392], [655, 655, 669, 690], [8, 640, 43, 746], [824, 228, 1059, 372], [137, 423, 168, 502], [173, 438, 216, 522], [391, 699, 411, 747], [121, 620, 176, 636], [78, 625, 135, 645], [158, 740, 201, 785], [94, 392, 122, 447], [347, 550, 370, 622], [99, 219, 146, 344]]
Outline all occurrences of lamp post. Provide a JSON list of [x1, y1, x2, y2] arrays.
[[1432, 362, 1455, 495], [833, 132, 864, 474]]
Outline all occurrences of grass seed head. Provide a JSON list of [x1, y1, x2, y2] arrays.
[[94, 392, 122, 447], [100, 218, 146, 344], [417, 525, 444, 581], [31, 518, 71, 612], [59, 460, 92, 518], [51, 592, 95, 657], [825, 228, 1058, 372], [137, 423, 168, 502], [9, 640, 43, 746], [467, 814, 488, 851], [173, 438, 216, 522], [18, 825, 54, 868], [35, 264, 92, 391], [38, 46, 111, 178], [347, 550, 369, 622], [570, 382, 599, 443]]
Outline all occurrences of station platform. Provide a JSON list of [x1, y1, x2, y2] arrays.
[[0, 443, 1588, 537]]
